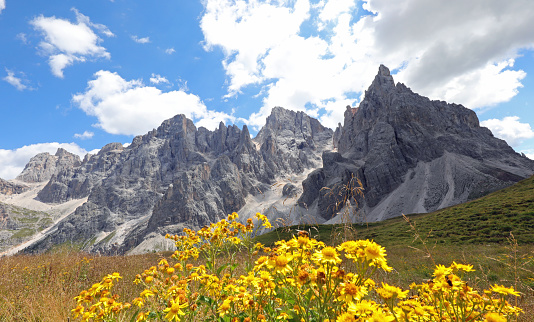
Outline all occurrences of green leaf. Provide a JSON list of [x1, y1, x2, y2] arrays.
[[128, 309, 140, 322], [216, 263, 230, 276]]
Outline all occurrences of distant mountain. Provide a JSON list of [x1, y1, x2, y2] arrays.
[[298, 65, 534, 222], [1, 65, 533, 255]]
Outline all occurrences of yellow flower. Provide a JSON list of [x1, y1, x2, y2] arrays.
[[217, 299, 232, 316], [364, 242, 386, 262], [313, 246, 342, 265], [336, 312, 358, 322], [484, 312, 507, 322], [451, 261, 475, 272], [163, 299, 188, 321], [132, 297, 144, 308], [433, 264, 452, 279], [376, 283, 409, 300], [347, 300, 379, 318], [268, 254, 293, 275], [491, 284, 520, 296], [136, 311, 148, 322], [71, 305, 84, 318], [140, 289, 155, 298], [338, 282, 366, 303], [369, 310, 395, 322]]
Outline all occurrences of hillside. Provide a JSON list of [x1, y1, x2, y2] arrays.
[[257, 174, 534, 246]]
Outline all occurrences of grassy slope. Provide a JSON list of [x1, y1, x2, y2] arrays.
[[1, 177, 534, 320], [257, 175, 534, 247]]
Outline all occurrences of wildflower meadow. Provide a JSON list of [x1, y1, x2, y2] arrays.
[[70, 213, 523, 322]]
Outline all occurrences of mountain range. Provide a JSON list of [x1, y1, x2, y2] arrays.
[[1, 65, 533, 255]]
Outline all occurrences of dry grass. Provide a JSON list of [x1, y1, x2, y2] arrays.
[[0, 249, 169, 321], [1, 240, 533, 321]]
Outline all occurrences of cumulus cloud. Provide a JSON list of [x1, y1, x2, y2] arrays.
[[74, 131, 94, 139], [200, 0, 534, 129], [30, 8, 113, 78], [131, 35, 150, 44], [3, 68, 28, 91], [481, 116, 534, 147], [72, 70, 235, 135], [0, 143, 89, 180], [0, 0, 4, 14], [165, 48, 176, 54], [149, 74, 170, 85]]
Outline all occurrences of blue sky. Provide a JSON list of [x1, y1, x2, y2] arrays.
[[1, 0, 534, 179]]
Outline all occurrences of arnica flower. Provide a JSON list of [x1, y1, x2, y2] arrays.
[[364, 241, 387, 262], [140, 289, 155, 298], [347, 300, 379, 318], [337, 282, 366, 303], [313, 246, 342, 265], [451, 261, 475, 272], [490, 284, 520, 296], [433, 264, 452, 279], [268, 254, 293, 275], [484, 312, 507, 322], [217, 299, 232, 316], [369, 310, 395, 322], [376, 283, 409, 300], [163, 298, 188, 321], [136, 311, 148, 322], [71, 305, 84, 318], [336, 312, 358, 322]]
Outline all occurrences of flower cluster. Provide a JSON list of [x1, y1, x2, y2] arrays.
[[72, 213, 522, 321]]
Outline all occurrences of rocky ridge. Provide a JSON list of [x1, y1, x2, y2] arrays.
[[2, 65, 533, 255], [17, 148, 81, 183], [298, 65, 534, 222], [17, 110, 332, 254]]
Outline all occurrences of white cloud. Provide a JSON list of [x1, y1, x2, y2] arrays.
[[420, 60, 526, 109], [3, 69, 27, 91], [480, 116, 534, 147], [16, 33, 27, 44], [72, 70, 235, 135], [201, 0, 311, 95], [0, 143, 89, 180], [30, 8, 113, 78], [0, 0, 4, 14], [149, 74, 169, 85], [131, 35, 150, 44], [165, 48, 176, 54], [74, 131, 94, 139], [200, 0, 534, 129]]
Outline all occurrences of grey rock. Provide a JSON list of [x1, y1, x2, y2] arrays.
[[23, 107, 329, 254], [16, 148, 81, 183], [302, 65, 534, 221], [0, 178, 29, 195], [282, 183, 298, 198], [255, 106, 333, 175]]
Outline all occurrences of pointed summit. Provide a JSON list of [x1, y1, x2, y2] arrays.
[[368, 64, 395, 94]]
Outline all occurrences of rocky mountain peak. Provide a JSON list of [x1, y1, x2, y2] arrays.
[[302, 65, 534, 222], [366, 64, 396, 96], [16, 149, 81, 183]]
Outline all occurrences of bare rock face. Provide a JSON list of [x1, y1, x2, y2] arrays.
[[16, 148, 81, 183], [0, 178, 29, 195], [255, 106, 333, 175], [23, 108, 332, 254], [300, 65, 534, 222]]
